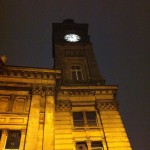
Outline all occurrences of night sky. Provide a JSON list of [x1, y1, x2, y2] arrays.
[[0, 1, 150, 149]]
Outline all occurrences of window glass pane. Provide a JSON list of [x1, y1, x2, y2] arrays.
[[77, 71, 82, 80], [76, 142, 88, 150], [5, 130, 21, 149], [71, 66, 75, 69], [77, 65, 81, 69], [73, 112, 84, 126], [86, 112, 97, 126], [91, 141, 103, 150], [72, 71, 76, 80], [71, 65, 83, 81]]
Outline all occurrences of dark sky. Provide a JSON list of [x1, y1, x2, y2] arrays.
[[0, 1, 150, 149]]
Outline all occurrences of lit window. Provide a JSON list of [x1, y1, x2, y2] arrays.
[[5, 130, 21, 149], [76, 142, 88, 150], [91, 141, 103, 150], [71, 65, 84, 80], [73, 111, 97, 127]]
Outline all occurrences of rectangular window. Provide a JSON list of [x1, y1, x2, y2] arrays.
[[73, 112, 84, 126], [91, 141, 103, 150], [86, 111, 97, 126], [73, 111, 97, 127], [5, 130, 21, 149], [71, 65, 84, 81]]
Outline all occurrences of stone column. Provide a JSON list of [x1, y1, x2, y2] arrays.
[[24, 86, 42, 150], [19, 129, 26, 150], [43, 88, 55, 150], [0, 129, 8, 149]]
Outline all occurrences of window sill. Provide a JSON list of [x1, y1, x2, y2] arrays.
[[73, 126, 102, 131]]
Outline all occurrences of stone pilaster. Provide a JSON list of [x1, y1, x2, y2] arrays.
[[96, 101, 131, 150], [37, 124, 43, 150], [24, 86, 42, 150], [0, 129, 8, 149], [87, 140, 91, 150], [19, 129, 26, 150], [73, 140, 76, 150], [43, 87, 55, 150]]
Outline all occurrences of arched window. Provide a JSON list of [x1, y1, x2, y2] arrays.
[[71, 65, 83, 81]]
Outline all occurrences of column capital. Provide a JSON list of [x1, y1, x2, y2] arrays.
[[32, 86, 43, 95], [2, 129, 8, 134], [45, 87, 54, 96], [21, 129, 26, 134]]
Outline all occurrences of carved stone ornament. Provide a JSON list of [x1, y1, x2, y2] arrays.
[[96, 100, 118, 111], [32, 86, 43, 95], [45, 87, 55, 96], [56, 101, 71, 111], [2, 129, 8, 134], [21, 129, 26, 134]]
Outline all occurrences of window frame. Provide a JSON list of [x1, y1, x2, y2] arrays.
[[91, 141, 103, 150], [5, 130, 21, 150], [73, 111, 98, 127], [71, 65, 84, 81], [76, 141, 88, 150]]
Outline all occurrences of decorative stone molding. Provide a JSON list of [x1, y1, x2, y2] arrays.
[[0, 67, 61, 80], [32, 86, 43, 95], [56, 101, 71, 111], [2, 129, 8, 134], [60, 90, 94, 96], [58, 89, 116, 96], [21, 129, 26, 134], [7, 95, 16, 112], [96, 100, 118, 111], [45, 87, 55, 96], [64, 49, 85, 57]]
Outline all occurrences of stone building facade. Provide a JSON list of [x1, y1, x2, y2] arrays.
[[0, 20, 132, 150]]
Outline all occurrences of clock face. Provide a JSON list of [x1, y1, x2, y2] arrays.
[[64, 34, 81, 42]]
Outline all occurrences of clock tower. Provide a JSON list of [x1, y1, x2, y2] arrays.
[[52, 20, 132, 150], [52, 19, 105, 85]]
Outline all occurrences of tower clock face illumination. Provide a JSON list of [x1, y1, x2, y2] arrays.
[[64, 34, 81, 42]]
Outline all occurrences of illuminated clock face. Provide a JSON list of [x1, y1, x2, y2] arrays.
[[64, 34, 81, 42]]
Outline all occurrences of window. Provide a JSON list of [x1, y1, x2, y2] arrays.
[[71, 65, 84, 81], [76, 142, 88, 150], [5, 130, 21, 149], [73, 112, 84, 126], [91, 141, 103, 150], [73, 111, 97, 127], [86, 111, 97, 126]]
